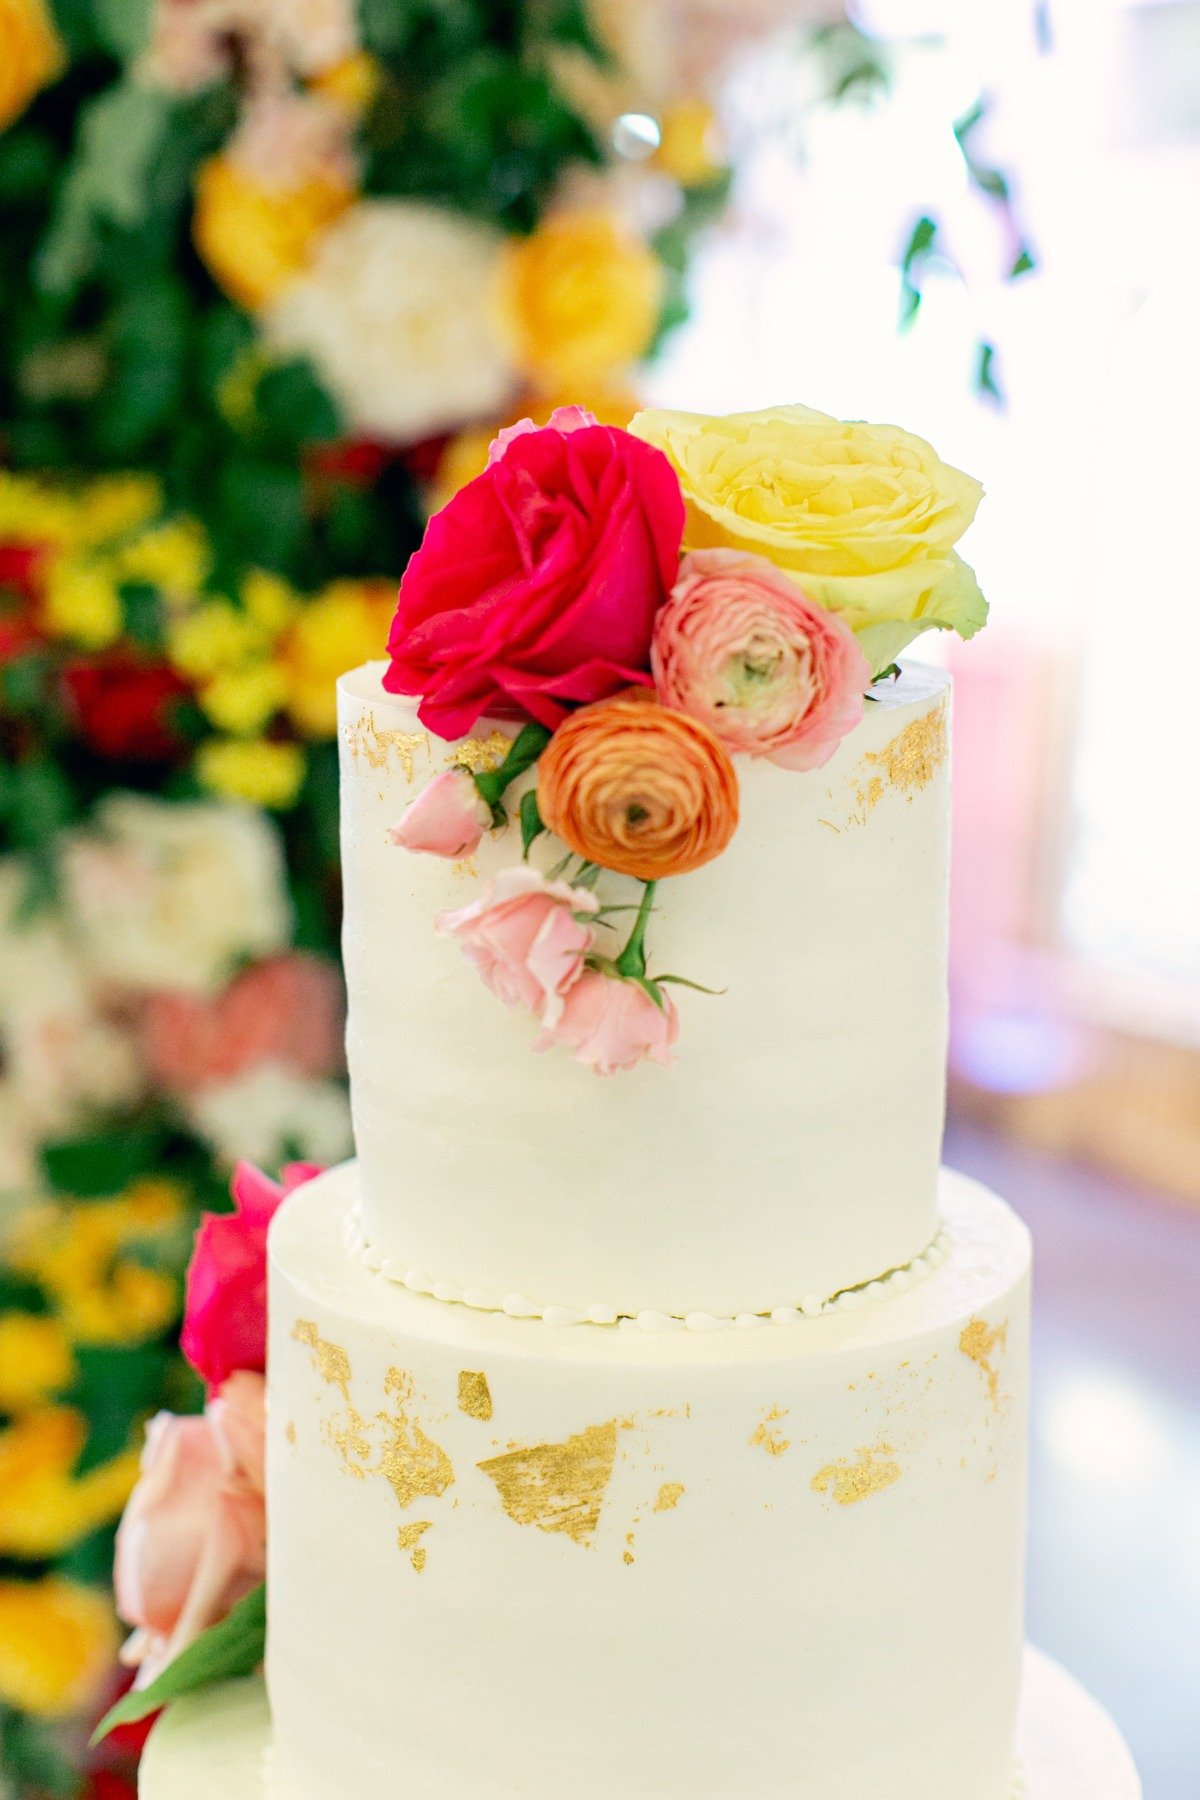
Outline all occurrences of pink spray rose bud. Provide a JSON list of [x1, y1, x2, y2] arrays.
[[114, 1372, 267, 1688], [390, 767, 494, 860], [181, 1162, 321, 1391], [652, 548, 873, 772], [533, 970, 679, 1075], [437, 865, 598, 1028], [486, 405, 599, 467]]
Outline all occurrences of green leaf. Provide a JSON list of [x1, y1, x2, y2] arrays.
[[92, 1583, 267, 1744], [473, 722, 551, 808], [42, 1122, 171, 1198], [654, 973, 724, 997], [519, 789, 545, 856], [975, 339, 1003, 403], [1009, 244, 1036, 278], [70, 1343, 177, 1473], [91, 0, 154, 58], [36, 83, 176, 295], [1, 1707, 81, 1798]]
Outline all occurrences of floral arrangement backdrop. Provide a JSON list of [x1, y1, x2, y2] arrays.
[[0, 0, 848, 1791]]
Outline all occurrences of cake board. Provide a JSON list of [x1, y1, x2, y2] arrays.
[[139, 1645, 1142, 1798]]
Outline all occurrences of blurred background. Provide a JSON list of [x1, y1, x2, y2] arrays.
[[0, 1, 1196, 1795]]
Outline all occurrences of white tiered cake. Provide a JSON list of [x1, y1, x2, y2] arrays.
[[139, 406, 1140, 1798]]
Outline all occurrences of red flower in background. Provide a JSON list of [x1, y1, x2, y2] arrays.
[[0, 540, 50, 665], [84, 1773, 139, 1800], [0, 540, 49, 602], [385, 419, 684, 737], [62, 652, 191, 762], [307, 437, 392, 490], [182, 1162, 321, 1390]]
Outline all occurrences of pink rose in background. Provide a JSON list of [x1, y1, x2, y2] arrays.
[[437, 867, 598, 1028], [142, 953, 345, 1095], [389, 768, 493, 859], [182, 1162, 321, 1390], [534, 972, 679, 1075], [114, 1372, 266, 1687], [652, 549, 872, 771], [486, 405, 597, 467], [385, 423, 684, 736]]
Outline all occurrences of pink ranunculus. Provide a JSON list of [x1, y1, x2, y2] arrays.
[[436, 866, 598, 1028], [142, 953, 345, 1096], [486, 406, 598, 467], [181, 1162, 321, 1390], [114, 1372, 267, 1688], [389, 767, 494, 859], [384, 423, 685, 737], [533, 971, 679, 1075], [652, 549, 873, 772]]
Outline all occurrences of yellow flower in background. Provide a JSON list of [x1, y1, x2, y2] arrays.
[[432, 386, 642, 508], [0, 1577, 118, 1718], [0, 1316, 76, 1415], [199, 661, 287, 736], [631, 401, 987, 672], [42, 557, 122, 647], [279, 578, 395, 737], [0, 1409, 140, 1559], [193, 152, 354, 312], [0, 471, 78, 547], [242, 568, 299, 637], [197, 736, 307, 809], [12, 1181, 185, 1348], [115, 516, 210, 597], [654, 99, 726, 187], [0, 0, 65, 135], [495, 212, 664, 393], [169, 599, 268, 681], [71, 474, 162, 548], [308, 51, 382, 118]]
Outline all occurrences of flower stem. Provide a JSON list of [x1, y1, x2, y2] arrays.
[[616, 880, 657, 980]]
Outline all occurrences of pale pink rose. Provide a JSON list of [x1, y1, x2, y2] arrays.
[[652, 549, 872, 772], [227, 90, 357, 192], [115, 1373, 267, 1687], [437, 866, 598, 1027], [534, 971, 679, 1075], [389, 768, 493, 859], [142, 954, 344, 1095], [486, 406, 599, 468]]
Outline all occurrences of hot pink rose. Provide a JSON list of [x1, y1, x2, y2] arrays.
[[142, 954, 345, 1095], [437, 866, 598, 1027], [534, 971, 679, 1075], [652, 549, 872, 771], [114, 1372, 266, 1687], [389, 767, 493, 859], [182, 1161, 321, 1390], [486, 406, 597, 467], [384, 423, 685, 736]]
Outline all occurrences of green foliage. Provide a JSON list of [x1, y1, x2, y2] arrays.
[[1, 1707, 81, 1799], [41, 1121, 173, 1198], [520, 788, 545, 856], [899, 213, 938, 328], [93, 1583, 268, 1741]]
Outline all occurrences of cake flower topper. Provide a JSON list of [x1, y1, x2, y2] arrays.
[[385, 404, 985, 1072]]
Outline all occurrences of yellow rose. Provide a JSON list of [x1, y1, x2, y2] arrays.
[[193, 153, 353, 313], [495, 212, 664, 393], [279, 578, 395, 737], [12, 1184, 185, 1347], [0, 1577, 118, 1718], [631, 403, 987, 671], [0, 1315, 75, 1414], [0, 1409, 141, 1559], [0, 0, 65, 134], [42, 556, 122, 647], [196, 736, 307, 809], [654, 99, 725, 188]]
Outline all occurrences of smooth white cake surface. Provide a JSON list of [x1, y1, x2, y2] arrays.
[[339, 660, 951, 1320], [139, 1649, 1143, 1799], [261, 1162, 1029, 1800]]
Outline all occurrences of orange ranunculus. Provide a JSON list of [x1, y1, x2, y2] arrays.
[[537, 691, 739, 882]]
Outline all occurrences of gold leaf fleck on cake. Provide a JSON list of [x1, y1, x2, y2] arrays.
[[457, 1371, 494, 1421], [478, 1421, 619, 1546], [398, 1520, 433, 1572], [812, 1444, 902, 1506], [864, 704, 948, 796], [959, 1317, 1009, 1407], [623, 1529, 636, 1565], [451, 857, 479, 879], [377, 1368, 455, 1509], [284, 1421, 296, 1446], [750, 1407, 791, 1458], [292, 1319, 353, 1398], [448, 731, 513, 774], [343, 710, 429, 781], [653, 1482, 685, 1513]]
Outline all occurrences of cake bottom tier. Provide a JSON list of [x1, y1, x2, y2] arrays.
[[140, 1651, 1142, 1799], [264, 1165, 1030, 1800]]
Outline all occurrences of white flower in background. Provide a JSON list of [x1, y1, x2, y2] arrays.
[[187, 1063, 353, 1168], [62, 794, 291, 996], [141, 0, 358, 93], [269, 0, 359, 76], [0, 862, 145, 1140], [263, 200, 517, 444]]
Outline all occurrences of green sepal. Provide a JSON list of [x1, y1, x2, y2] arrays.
[[519, 789, 545, 856], [654, 973, 725, 998], [472, 723, 551, 810], [91, 1583, 267, 1744]]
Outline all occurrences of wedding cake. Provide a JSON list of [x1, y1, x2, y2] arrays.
[[127, 405, 1141, 1798]]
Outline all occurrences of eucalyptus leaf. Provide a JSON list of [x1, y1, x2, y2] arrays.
[[92, 1584, 267, 1743]]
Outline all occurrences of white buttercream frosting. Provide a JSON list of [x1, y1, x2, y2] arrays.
[[338, 660, 952, 1320]]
